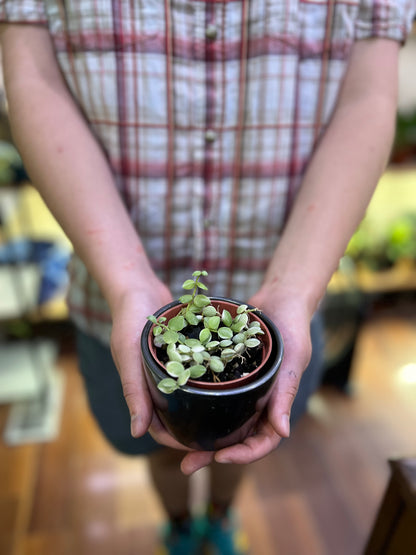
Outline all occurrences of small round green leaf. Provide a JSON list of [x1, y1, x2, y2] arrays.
[[166, 361, 185, 377], [192, 351, 204, 364], [178, 344, 191, 353], [182, 279, 196, 290], [203, 305, 217, 317], [177, 368, 191, 386], [190, 365, 206, 379], [147, 315, 158, 324], [179, 294, 193, 304], [167, 348, 182, 363], [207, 316, 221, 331], [157, 378, 179, 394], [185, 339, 202, 348], [191, 344, 205, 353], [245, 338, 261, 348], [231, 319, 247, 333], [219, 339, 233, 348], [218, 327, 233, 340], [237, 304, 248, 314], [168, 315, 186, 331], [163, 330, 179, 344], [199, 328, 212, 344], [206, 340, 220, 350], [246, 326, 261, 336], [233, 333, 245, 344], [185, 311, 199, 326], [221, 310, 233, 327], [153, 326, 163, 336], [197, 282, 208, 290], [154, 335, 165, 348], [194, 294, 210, 308], [221, 348, 236, 362], [210, 357, 225, 373], [235, 313, 249, 327]]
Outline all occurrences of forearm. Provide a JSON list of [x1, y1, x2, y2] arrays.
[[263, 39, 399, 314], [1, 25, 157, 310]]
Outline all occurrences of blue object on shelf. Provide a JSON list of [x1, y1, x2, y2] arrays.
[[0, 239, 70, 305], [37, 246, 70, 304]]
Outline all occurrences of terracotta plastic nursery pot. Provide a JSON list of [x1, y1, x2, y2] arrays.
[[140, 297, 284, 451]]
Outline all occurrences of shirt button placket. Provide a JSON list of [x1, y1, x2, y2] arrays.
[[202, 16, 218, 265]]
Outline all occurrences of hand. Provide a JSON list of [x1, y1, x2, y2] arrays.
[[179, 285, 314, 474], [109, 274, 176, 441]]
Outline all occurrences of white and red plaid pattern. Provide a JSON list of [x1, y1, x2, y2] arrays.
[[1, 0, 414, 343]]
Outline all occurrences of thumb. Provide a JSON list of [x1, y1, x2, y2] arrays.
[[268, 363, 302, 439], [269, 325, 312, 438], [111, 337, 153, 438]]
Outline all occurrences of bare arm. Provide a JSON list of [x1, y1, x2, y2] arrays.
[[264, 38, 399, 313], [253, 37, 399, 447], [1, 24, 156, 310], [0, 24, 173, 437], [182, 37, 400, 472]]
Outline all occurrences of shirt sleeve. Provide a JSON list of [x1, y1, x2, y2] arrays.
[[0, 0, 47, 25], [355, 0, 415, 43]]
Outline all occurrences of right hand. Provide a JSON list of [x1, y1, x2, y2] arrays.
[[109, 274, 207, 453], [109, 276, 175, 440]]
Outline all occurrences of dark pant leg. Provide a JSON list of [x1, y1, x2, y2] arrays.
[[76, 330, 160, 455]]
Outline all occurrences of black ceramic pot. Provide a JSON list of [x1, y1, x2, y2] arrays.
[[140, 297, 284, 451]]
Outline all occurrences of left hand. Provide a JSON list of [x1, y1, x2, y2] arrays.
[[179, 284, 314, 474]]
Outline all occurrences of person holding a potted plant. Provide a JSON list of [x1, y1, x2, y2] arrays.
[[1, 1, 414, 553]]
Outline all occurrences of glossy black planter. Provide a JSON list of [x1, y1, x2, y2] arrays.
[[141, 297, 284, 451]]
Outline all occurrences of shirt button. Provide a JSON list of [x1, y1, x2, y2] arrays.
[[205, 24, 218, 40], [205, 129, 217, 142]]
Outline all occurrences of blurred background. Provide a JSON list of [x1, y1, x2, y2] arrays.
[[1, 25, 416, 555]]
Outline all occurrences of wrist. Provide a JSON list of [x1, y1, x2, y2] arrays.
[[98, 252, 166, 314], [260, 268, 325, 318]]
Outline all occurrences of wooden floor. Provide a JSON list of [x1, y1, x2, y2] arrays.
[[1, 302, 416, 555]]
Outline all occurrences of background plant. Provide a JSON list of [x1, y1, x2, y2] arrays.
[[148, 270, 264, 393]]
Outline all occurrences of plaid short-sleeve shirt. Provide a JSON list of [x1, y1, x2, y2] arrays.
[[1, 0, 414, 344]]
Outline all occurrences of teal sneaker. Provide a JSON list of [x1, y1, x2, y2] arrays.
[[203, 511, 250, 555], [156, 517, 207, 555]]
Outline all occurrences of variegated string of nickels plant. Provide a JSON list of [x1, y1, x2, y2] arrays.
[[147, 270, 265, 393]]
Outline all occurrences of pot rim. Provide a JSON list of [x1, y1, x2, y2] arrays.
[[141, 296, 284, 397]]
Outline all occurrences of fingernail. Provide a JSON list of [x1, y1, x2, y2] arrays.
[[282, 414, 291, 437], [215, 455, 231, 464], [130, 414, 140, 437]]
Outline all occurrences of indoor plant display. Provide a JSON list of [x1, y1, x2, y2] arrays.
[[141, 271, 284, 450]]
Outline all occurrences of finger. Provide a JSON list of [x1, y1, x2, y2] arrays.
[[148, 411, 192, 451], [180, 450, 216, 475], [149, 412, 216, 474], [267, 371, 298, 438], [267, 331, 310, 437], [214, 419, 283, 465], [111, 333, 153, 438]]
